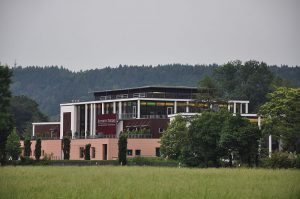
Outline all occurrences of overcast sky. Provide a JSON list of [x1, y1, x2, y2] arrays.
[[0, 0, 299, 70]]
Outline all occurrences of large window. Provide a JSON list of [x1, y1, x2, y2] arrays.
[[91, 147, 96, 158], [140, 101, 174, 118], [79, 147, 84, 158]]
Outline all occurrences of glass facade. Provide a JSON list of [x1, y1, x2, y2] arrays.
[[140, 101, 174, 118]]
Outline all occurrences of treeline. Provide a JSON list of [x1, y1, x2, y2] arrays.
[[11, 63, 300, 119]]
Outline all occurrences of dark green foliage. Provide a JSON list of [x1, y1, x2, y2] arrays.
[[62, 137, 71, 160], [160, 115, 188, 160], [127, 157, 178, 167], [261, 152, 296, 168], [118, 133, 127, 165], [35, 138, 41, 160], [214, 60, 274, 112], [181, 111, 229, 167], [24, 138, 31, 157], [84, 144, 91, 160], [0, 65, 13, 164], [220, 115, 260, 166], [5, 128, 21, 160], [260, 87, 300, 153], [10, 64, 300, 119], [10, 95, 48, 137]]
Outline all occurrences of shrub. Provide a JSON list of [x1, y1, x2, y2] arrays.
[[35, 138, 41, 160], [24, 138, 31, 157], [261, 152, 295, 168], [85, 144, 91, 160], [62, 137, 71, 160], [118, 133, 127, 165]]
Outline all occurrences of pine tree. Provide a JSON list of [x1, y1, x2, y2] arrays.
[[5, 128, 21, 160], [35, 138, 41, 160]]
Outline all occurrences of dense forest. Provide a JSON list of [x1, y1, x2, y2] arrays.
[[11, 64, 300, 120]]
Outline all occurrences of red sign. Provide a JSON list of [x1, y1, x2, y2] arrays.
[[96, 114, 117, 135]]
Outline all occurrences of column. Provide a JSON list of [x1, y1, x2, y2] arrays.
[[85, 104, 88, 138], [102, 103, 104, 114], [32, 124, 35, 137], [186, 101, 189, 113], [240, 103, 243, 114], [72, 106, 77, 138], [113, 102, 116, 114], [118, 101, 122, 119], [245, 103, 249, 114], [233, 102, 236, 114], [258, 116, 261, 130], [174, 101, 177, 114], [137, 100, 140, 119], [269, 134, 272, 157], [93, 103, 96, 136], [90, 104, 93, 136], [228, 104, 230, 112]]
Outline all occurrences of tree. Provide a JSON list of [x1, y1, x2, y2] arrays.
[[160, 115, 188, 160], [10, 95, 48, 138], [260, 87, 300, 153], [84, 144, 91, 160], [118, 133, 127, 165], [197, 75, 221, 108], [35, 138, 41, 160], [62, 137, 71, 160], [24, 138, 31, 157], [181, 111, 229, 167], [5, 128, 21, 160], [0, 65, 13, 164], [214, 60, 274, 112], [220, 114, 260, 166]]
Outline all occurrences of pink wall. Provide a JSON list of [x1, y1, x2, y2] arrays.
[[21, 140, 62, 160], [21, 138, 160, 160]]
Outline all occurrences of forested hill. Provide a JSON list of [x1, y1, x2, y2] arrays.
[[11, 64, 300, 120]]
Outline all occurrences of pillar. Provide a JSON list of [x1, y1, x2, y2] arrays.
[[118, 101, 122, 119], [245, 103, 249, 114], [85, 104, 88, 138], [32, 124, 35, 136], [233, 102, 236, 114], [93, 103, 96, 135], [90, 104, 93, 136], [269, 134, 272, 157], [174, 101, 177, 114], [137, 100, 140, 119], [258, 116, 261, 130], [186, 101, 189, 113], [113, 102, 116, 114], [102, 103, 104, 114], [240, 103, 243, 114]]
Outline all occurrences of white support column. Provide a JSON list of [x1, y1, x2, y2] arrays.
[[102, 103, 104, 114], [258, 116, 261, 130], [32, 124, 35, 136], [77, 106, 80, 133], [174, 101, 177, 114], [72, 105, 77, 138], [137, 100, 140, 119], [113, 102, 116, 114], [269, 134, 272, 157], [245, 103, 249, 114], [228, 104, 230, 112], [118, 101, 122, 119], [186, 101, 189, 113], [90, 104, 93, 136], [85, 104, 88, 138], [233, 102, 236, 114], [93, 103, 96, 135], [240, 103, 243, 114]]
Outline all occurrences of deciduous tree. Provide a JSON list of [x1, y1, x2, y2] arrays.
[[5, 128, 21, 160]]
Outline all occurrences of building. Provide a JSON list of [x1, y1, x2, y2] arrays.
[[25, 86, 258, 160]]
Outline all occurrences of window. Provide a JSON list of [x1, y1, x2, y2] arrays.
[[156, 148, 161, 157], [79, 147, 84, 158], [127, 149, 133, 156], [135, 150, 141, 156], [92, 147, 96, 158], [158, 128, 164, 134], [42, 150, 45, 156]]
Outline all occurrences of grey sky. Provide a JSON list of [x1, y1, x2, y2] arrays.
[[0, 0, 299, 70]]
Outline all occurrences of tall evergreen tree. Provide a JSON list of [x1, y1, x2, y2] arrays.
[[62, 137, 71, 160], [118, 133, 127, 165], [35, 138, 41, 160], [24, 138, 31, 157], [0, 65, 13, 164], [5, 128, 21, 160]]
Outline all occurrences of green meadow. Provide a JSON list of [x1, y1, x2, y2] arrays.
[[0, 166, 299, 199]]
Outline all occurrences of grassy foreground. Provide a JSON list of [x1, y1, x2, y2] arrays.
[[0, 166, 299, 199]]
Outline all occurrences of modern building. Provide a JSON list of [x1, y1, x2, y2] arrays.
[[25, 86, 259, 160]]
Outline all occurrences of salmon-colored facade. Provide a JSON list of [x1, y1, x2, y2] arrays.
[[21, 138, 160, 160]]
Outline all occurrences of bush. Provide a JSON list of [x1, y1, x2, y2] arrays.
[[261, 152, 295, 168], [127, 157, 179, 167], [85, 144, 91, 160]]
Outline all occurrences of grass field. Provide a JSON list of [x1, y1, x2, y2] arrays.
[[0, 166, 299, 199]]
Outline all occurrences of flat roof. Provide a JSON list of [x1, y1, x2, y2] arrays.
[[92, 85, 201, 94]]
